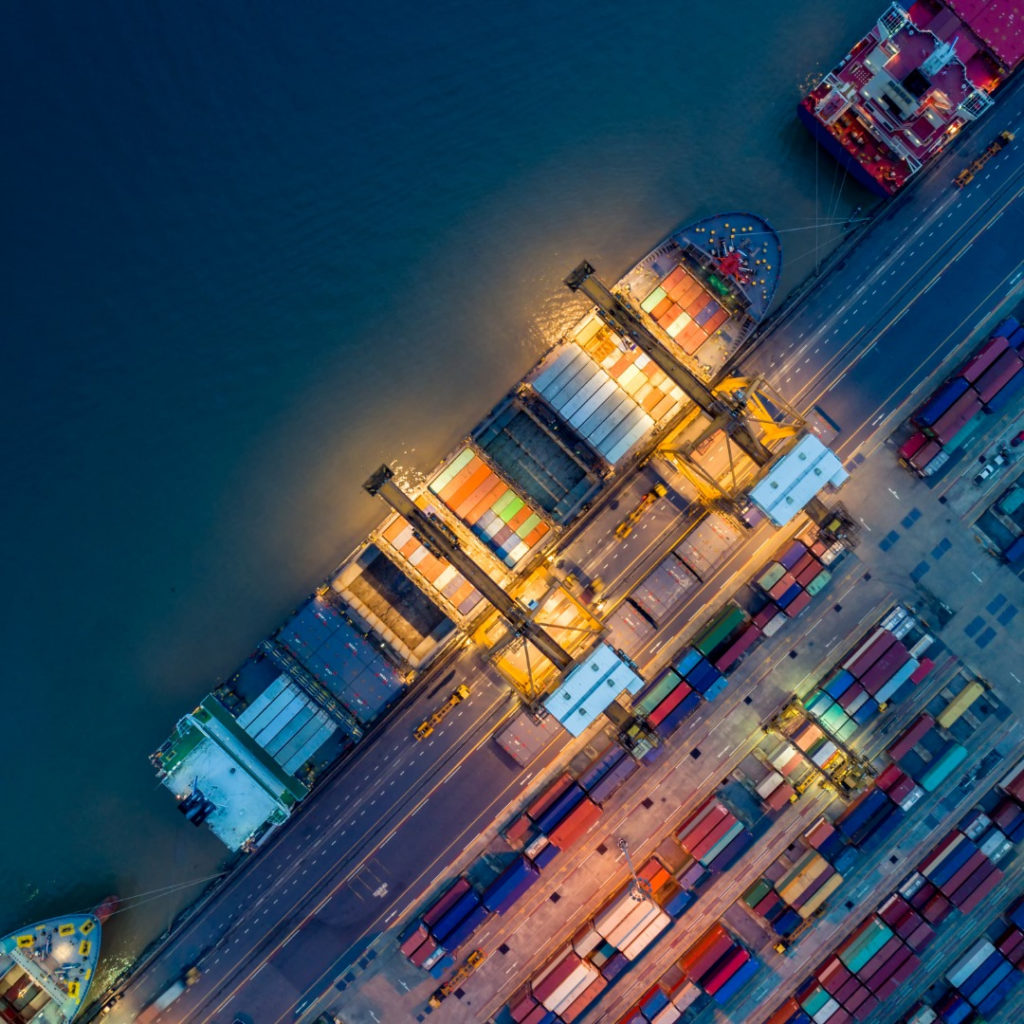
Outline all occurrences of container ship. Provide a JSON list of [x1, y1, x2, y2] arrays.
[[0, 914, 102, 1023], [153, 212, 783, 851], [798, 0, 1023, 196]]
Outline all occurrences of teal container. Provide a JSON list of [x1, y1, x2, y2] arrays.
[[921, 744, 969, 792]]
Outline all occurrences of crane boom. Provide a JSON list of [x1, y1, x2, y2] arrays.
[[565, 261, 773, 468], [364, 465, 574, 672]]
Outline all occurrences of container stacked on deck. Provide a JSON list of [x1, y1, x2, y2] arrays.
[[573, 314, 688, 424], [530, 344, 656, 466], [805, 609, 925, 741], [755, 767, 797, 812], [591, 879, 673, 966], [902, 315, 1024, 477], [427, 447, 550, 567], [753, 536, 837, 629], [639, 263, 730, 357], [628, 551, 700, 629], [632, 647, 719, 737], [508, 946, 605, 1024], [676, 797, 753, 874], [677, 923, 760, 1005]]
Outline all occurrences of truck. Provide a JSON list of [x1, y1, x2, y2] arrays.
[[954, 130, 1014, 187], [614, 482, 668, 538], [133, 967, 201, 1023], [414, 685, 470, 740]]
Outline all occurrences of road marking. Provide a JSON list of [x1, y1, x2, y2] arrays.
[[971, 571, 983, 582], [888, 488, 900, 501], [858, 518, 872, 532]]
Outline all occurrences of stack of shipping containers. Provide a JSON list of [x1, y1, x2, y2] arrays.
[[639, 263, 731, 356], [900, 314, 1024, 477]]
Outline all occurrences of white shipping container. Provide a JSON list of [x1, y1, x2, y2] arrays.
[[947, 938, 996, 987], [541, 962, 599, 1013], [756, 773, 784, 798], [604, 902, 660, 950], [813, 997, 839, 1024], [906, 1009, 938, 1024], [898, 872, 926, 900], [525, 835, 549, 859], [881, 606, 909, 631], [811, 741, 838, 768], [909, 633, 935, 658], [571, 924, 603, 957], [980, 829, 1012, 862], [893, 615, 916, 640], [672, 982, 702, 1011], [962, 811, 992, 841], [899, 786, 924, 812], [763, 614, 787, 638], [619, 909, 671, 960], [652, 1004, 683, 1024], [593, 891, 638, 938], [771, 745, 799, 773]]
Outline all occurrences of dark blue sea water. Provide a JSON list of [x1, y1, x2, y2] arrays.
[[2, 0, 882, 977]]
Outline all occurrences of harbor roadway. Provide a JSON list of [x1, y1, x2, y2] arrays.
[[100, 76, 1024, 1024]]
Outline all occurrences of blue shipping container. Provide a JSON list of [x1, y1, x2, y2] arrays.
[[966, 958, 1014, 1005], [430, 890, 481, 941], [657, 692, 702, 735], [993, 316, 1020, 339], [490, 874, 539, 915], [579, 747, 626, 791], [928, 839, 976, 887], [533, 843, 559, 870], [438, 903, 490, 951], [687, 658, 718, 693], [588, 757, 638, 804], [710, 830, 753, 872], [481, 856, 538, 912], [824, 669, 854, 699], [986, 369, 1024, 414], [776, 582, 803, 609], [664, 889, 696, 917], [641, 990, 670, 1015], [851, 698, 879, 725], [773, 909, 802, 936], [534, 784, 585, 834], [712, 956, 760, 1004], [916, 376, 970, 426], [858, 807, 903, 852], [976, 972, 1020, 1016], [675, 647, 702, 676], [1005, 535, 1024, 564]]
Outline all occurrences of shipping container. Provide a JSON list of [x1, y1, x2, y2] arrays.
[[714, 624, 762, 672], [430, 889, 483, 942], [694, 605, 747, 657], [961, 335, 1009, 382], [482, 856, 539, 914], [937, 681, 985, 728], [909, 438, 943, 472], [914, 377, 970, 426], [534, 784, 586, 834], [657, 691, 702, 734], [974, 349, 1023, 403], [888, 714, 935, 762], [588, 756, 639, 804], [920, 744, 968, 792], [984, 365, 1024, 412], [548, 798, 603, 849]]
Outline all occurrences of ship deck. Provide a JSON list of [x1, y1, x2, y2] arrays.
[[0, 915, 101, 1024]]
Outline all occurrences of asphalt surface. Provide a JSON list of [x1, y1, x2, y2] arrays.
[[100, 73, 1024, 1024]]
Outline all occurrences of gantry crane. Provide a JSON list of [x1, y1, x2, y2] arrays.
[[364, 465, 575, 672]]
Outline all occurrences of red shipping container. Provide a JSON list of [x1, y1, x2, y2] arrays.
[[844, 985, 869, 1014], [877, 894, 912, 928], [956, 864, 1002, 913], [521, 1005, 550, 1024], [714, 624, 762, 672], [684, 934, 735, 982], [679, 924, 728, 974], [769, 572, 797, 600], [690, 813, 739, 860], [835, 976, 863, 1005], [975, 349, 1023, 403], [846, 631, 896, 678], [796, 561, 824, 587], [889, 715, 936, 762], [702, 947, 749, 992], [532, 952, 581, 1003], [992, 797, 1020, 829], [785, 590, 813, 618], [422, 877, 472, 927], [765, 1000, 802, 1024], [898, 432, 928, 460], [961, 335, 1009, 382], [806, 819, 836, 849], [753, 603, 780, 628], [858, 937, 904, 987], [409, 935, 438, 967], [876, 764, 905, 792], [509, 991, 540, 1022], [909, 658, 934, 684], [859, 643, 910, 694], [855, 993, 879, 1020], [755, 892, 782, 917], [830, 1010, 853, 1024], [921, 893, 952, 924], [677, 803, 727, 850], [909, 438, 942, 471], [817, 956, 852, 996], [400, 924, 429, 957], [888, 774, 916, 803], [791, 552, 817, 577], [838, 682, 866, 711], [648, 681, 694, 726], [548, 798, 603, 849], [940, 849, 987, 897], [930, 390, 982, 443], [559, 975, 607, 1021], [909, 880, 937, 911], [527, 774, 574, 821], [662, 267, 687, 292]]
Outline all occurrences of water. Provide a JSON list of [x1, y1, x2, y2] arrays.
[[2, 0, 883, 978]]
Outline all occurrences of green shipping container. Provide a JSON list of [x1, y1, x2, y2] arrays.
[[839, 920, 893, 973], [636, 670, 683, 715], [694, 605, 747, 657], [805, 692, 833, 717], [743, 879, 772, 908], [800, 986, 830, 1016], [836, 719, 858, 743], [921, 743, 969, 792], [945, 414, 984, 453], [806, 570, 833, 596], [821, 705, 849, 735], [641, 286, 667, 313], [998, 487, 1024, 515], [757, 563, 786, 591]]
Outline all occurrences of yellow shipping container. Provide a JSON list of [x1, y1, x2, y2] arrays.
[[937, 681, 985, 730], [799, 873, 844, 918]]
